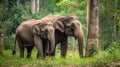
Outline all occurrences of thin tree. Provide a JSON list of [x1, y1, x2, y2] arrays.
[[23, 0, 26, 10], [85, 0, 99, 57], [30, 0, 36, 14], [35, 0, 39, 13], [0, 26, 4, 55], [30, 0, 40, 14], [113, 0, 117, 41]]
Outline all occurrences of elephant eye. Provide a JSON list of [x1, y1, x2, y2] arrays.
[[71, 23, 75, 28], [45, 29, 48, 33]]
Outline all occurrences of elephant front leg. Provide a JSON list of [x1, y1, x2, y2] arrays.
[[26, 46, 34, 58], [34, 35, 44, 58], [36, 45, 44, 58], [61, 39, 68, 58]]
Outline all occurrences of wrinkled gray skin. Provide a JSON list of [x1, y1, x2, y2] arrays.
[[41, 14, 84, 58], [12, 19, 55, 58]]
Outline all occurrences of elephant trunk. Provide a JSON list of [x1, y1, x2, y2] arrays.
[[75, 27, 84, 58], [46, 28, 55, 54]]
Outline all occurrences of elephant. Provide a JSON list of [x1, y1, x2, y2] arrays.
[[12, 19, 55, 58], [41, 14, 84, 58]]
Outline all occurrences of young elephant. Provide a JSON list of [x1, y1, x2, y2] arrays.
[[12, 19, 55, 58], [41, 14, 84, 58]]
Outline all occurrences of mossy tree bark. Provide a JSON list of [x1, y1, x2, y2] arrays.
[[85, 0, 99, 57]]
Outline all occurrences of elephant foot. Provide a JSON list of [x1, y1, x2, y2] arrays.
[[80, 55, 84, 58], [36, 53, 45, 59], [20, 56, 24, 58], [12, 50, 16, 55], [45, 52, 55, 57], [51, 53, 55, 56], [36, 56, 45, 59], [61, 52, 67, 58], [20, 54, 24, 58], [27, 54, 31, 58]]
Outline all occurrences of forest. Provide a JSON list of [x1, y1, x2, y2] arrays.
[[0, 0, 120, 67]]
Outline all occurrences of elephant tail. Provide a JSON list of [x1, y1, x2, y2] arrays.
[[12, 36, 16, 55]]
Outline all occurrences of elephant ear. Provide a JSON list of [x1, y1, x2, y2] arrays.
[[32, 23, 40, 35], [54, 18, 65, 33]]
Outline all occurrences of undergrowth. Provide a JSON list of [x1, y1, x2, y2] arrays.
[[0, 47, 120, 67]]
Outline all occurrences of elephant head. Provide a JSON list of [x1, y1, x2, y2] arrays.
[[32, 21, 55, 54], [54, 14, 84, 57]]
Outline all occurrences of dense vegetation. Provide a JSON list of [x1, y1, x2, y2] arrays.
[[1, 43, 120, 67], [0, 0, 120, 67]]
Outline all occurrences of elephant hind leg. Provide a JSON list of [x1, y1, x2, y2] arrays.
[[16, 34, 26, 58], [19, 46, 25, 58], [17, 39, 25, 58], [26, 46, 34, 58]]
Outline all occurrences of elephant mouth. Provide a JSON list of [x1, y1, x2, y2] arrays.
[[65, 28, 74, 36], [40, 33, 47, 39]]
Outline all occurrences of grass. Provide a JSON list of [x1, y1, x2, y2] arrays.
[[0, 48, 120, 67]]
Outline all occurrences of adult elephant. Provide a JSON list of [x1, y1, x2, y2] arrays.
[[12, 19, 55, 58], [41, 14, 84, 58]]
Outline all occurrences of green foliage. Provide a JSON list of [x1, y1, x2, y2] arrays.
[[0, 0, 24, 49], [116, 10, 120, 41], [55, 0, 86, 23], [99, 0, 120, 49], [1, 49, 120, 67], [106, 42, 120, 62]]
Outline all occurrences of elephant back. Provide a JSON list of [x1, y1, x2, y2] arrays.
[[40, 15, 65, 23], [16, 19, 38, 36]]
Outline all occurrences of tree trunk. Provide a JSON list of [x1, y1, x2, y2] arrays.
[[35, 0, 39, 13], [85, 0, 99, 57], [86, 0, 90, 33], [30, 0, 36, 14], [23, 0, 26, 10], [0, 26, 4, 55], [113, 0, 117, 41]]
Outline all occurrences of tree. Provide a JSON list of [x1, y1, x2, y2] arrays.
[[0, 26, 4, 55], [99, 0, 118, 49], [30, 0, 39, 14], [85, 0, 99, 57], [113, 0, 118, 41], [23, 0, 26, 10], [30, 0, 36, 14], [35, 0, 39, 12]]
